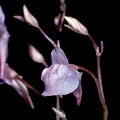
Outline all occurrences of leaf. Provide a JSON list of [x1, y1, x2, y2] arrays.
[[23, 4, 40, 29], [64, 16, 88, 35], [28, 44, 48, 67]]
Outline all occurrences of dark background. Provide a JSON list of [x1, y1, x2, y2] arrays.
[[0, 0, 116, 120]]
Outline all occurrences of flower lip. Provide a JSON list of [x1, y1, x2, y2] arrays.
[[41, 43, 82, 97], [41, 64, 68, 89], [41, 63, 80, 96]]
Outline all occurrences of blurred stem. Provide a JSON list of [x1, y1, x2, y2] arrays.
[[56, 96, 60, 120], [37, 26, 57, 48], [75, 65, 108, 120]]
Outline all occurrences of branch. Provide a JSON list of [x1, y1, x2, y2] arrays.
[[73, 65, 108, 120]]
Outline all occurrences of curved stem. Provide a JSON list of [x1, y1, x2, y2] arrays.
[[86, 33, 108, 120], [75, 65, 108, 120], [88, 33, 98, 49], [14, 75, 56, 110], [14, 75, 40, 96]]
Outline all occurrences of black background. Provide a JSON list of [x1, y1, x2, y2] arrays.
[[0, 0, 116, 120]]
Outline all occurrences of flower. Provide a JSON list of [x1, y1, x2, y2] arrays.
[[41, 41, 82, 105], [0, 6, 34, 109]]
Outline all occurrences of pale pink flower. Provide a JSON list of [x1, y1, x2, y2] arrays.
[[41, 41, 82, 105]]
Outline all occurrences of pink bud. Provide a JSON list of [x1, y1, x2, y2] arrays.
[[28, 44, 48, 67]]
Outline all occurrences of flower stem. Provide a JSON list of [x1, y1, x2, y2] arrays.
[[37, 26, 57, 48], [87, 33, 108, 120], [96, 56, 108, 120], [14, 75, 40, 96], [74, 65, 108, 120], [56, 96, 60, 120], [88, 33, 98, 49]]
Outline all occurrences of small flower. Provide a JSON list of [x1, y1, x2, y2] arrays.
[[41, 41, 82, 105], [0, 6, 34, 109]]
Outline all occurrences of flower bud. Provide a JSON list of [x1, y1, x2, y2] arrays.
[[64, 16, 88, 35], [23, 4, 40, 28], [28, 44, 48, 67]]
